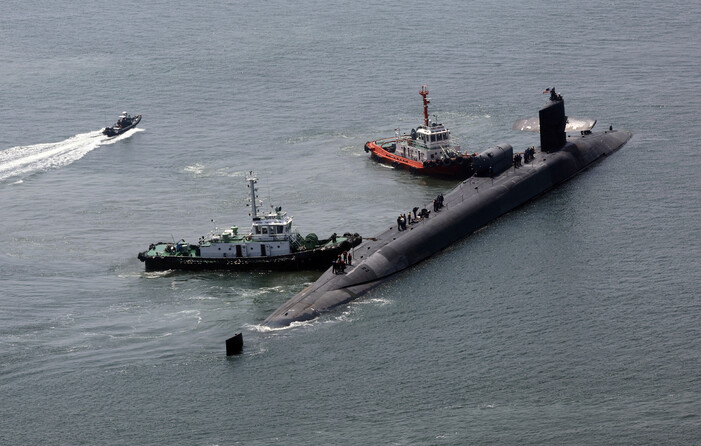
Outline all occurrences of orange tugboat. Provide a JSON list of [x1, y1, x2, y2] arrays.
[[364, 86, 473, 177]]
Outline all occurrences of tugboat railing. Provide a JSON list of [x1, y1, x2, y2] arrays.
[[289, 231, 306, 251]]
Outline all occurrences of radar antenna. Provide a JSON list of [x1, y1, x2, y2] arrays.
[[419, 86, 430, 127], [246, 171, 259, 219]]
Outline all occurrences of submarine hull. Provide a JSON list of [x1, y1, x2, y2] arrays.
[[263, 129, 632, 328], [263, 92, 631, 328]]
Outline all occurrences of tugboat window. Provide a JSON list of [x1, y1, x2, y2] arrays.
[[277, 226, 283, 234], [262, 227, 268, 234]]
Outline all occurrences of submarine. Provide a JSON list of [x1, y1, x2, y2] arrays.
[[262, 89, 632, 328]]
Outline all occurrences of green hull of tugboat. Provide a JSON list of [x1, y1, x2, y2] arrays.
[[138, 234, 362, 272], [138, 173, 362, 272]]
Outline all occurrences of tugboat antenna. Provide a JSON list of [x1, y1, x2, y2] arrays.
[[420, 85, 430, 127], [246, 172, 258, 219]]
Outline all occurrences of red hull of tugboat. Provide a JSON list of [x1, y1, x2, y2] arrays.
[[365, 141, 471, 178]]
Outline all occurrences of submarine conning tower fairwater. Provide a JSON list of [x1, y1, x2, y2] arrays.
[[540, 87, 567, 152], [260, 89, 632, 329]]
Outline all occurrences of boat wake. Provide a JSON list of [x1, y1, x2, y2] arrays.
[[0, 128, 143, 182], [247, 319, 316, 332]]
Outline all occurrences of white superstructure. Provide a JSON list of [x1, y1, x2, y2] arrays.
[[198, 174, 304, 258]]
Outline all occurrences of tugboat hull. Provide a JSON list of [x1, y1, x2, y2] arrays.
[[364, 87, 474, 178], [138, 235, 362, 272], [365, 141, 472, 177], [138, 173, 362, 273]]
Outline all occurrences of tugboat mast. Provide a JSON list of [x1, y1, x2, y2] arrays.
[[420, 85, 430, 127], [247, 173, 259, 219]]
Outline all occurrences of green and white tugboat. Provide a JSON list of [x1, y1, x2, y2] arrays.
[[138, 173, 361, 271]]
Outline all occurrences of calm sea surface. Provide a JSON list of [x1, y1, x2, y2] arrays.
[[1, 0, 700, 444]]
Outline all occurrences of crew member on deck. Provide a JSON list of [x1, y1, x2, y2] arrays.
[[338, 255, 345, 273]]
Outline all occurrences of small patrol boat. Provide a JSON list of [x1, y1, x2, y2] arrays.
[[137, 173, 361, 272], [103, 112, 141, 137], [364, 86, 474, 177]]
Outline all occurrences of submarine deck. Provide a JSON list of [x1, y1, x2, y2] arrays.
[[263, 130, 632, 327]]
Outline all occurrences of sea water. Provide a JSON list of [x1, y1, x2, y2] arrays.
[[1, 0, 700, 444]]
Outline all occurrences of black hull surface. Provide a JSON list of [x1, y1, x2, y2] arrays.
[[262, 97, 632, 328], [139, 236, 361, 272], [103, 115, 141, 137]]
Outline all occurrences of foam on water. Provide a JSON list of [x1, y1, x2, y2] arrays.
[[0, 128, 143, 182], [247, 320, 315, 332]]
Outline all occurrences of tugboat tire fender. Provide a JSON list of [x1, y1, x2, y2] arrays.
[[456, 156, 464, 165], [409, 166, 417, 174], [391, 161, 399, 168], [443, 158, 452, 167], [364, 144, 370, 153]]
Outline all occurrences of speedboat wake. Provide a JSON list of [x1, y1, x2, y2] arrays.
[[0, 128, 142, 183]]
